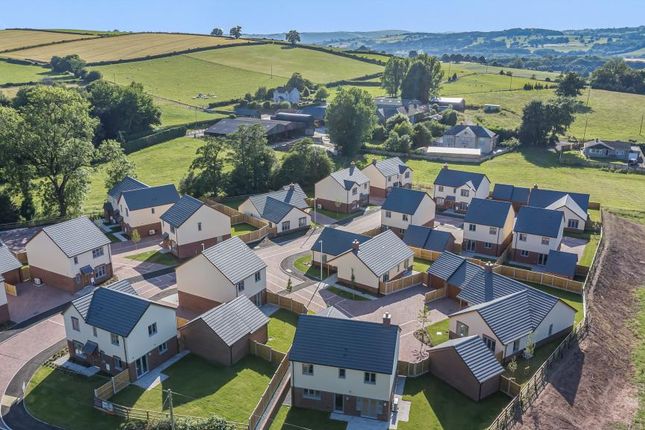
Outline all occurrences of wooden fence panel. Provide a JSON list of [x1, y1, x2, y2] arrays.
[[361, 227, 382, 237], [494, 265, 583, 294], [266, 291, 308, 314], [93, 369, 130, 401], [411, 247, 442, 261], [397, 357, 431, 377], [379, 272, 427, 295], [250, 341, 286, 367], [424, 287, 446, 303], [248, 353, 291, 430], [4, 283, 17, 297]]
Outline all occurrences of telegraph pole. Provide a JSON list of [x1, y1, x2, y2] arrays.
[[167, 389, 176, 430], [640, 113, 644, 136]]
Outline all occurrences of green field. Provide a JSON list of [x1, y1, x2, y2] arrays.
[[155, 98, 226, 126], [0, 29, 94, 52], [0, 59, 64, 84]]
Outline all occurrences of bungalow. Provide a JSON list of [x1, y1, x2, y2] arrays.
[[427, 336, 504, 401], [512, 206, 565, 266], [104, 176, 148, 223], [0, 277, 9, 323], [179, 295, 268, 366], [433, 166, 490, 212], [289, 314, 400, 421], [239, 184, 311, 235], [583, 139, 643, 164], [176, 236, 267, 313], [160, 195, 231, 259], [462, 198, 515, 257], [310, 227, 370, 270], [491, 184, 530, 211], [374, 97, 430, 123], [439, 125, 498, 154], [402, 225, 455, 253], [527, 186, 589, 231], [543, 250, 579, 280], [118, 184, 180, 236], [63, 280, 178, 381], [361, 157, 413, 198], [327, 230, 413, 294], [26, 217, 112, 293], [314, 163, 370, 214], [0, 240, 22, 285], [381, 187, 436, 236]]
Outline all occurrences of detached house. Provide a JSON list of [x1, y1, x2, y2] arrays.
[[239, 184, 310, 234], [527, 187, 590, 231], [104, 176, 148, 223], [433, 166, 490, 212], [439, 125, 498, 154], [381, 187, 436, 236], [583, 139, 643, 164], [315, 163, 370, 214], [462, 198, 515, 257], [118, 184, 180, 236], [26, 217, 112, 293], [63, 280, 178, 381], [273, 87, 300, 104], [361, 158, 413, 198], [160, 195, 231, 259], [311, 227, 370, 270], [176, 236, 267, 313], [328, 230, 413, 294], [491, 184, 530, 211], [0, 240, 22, 285], [512, 206, 565, 266], [289, 314, 400, 421]]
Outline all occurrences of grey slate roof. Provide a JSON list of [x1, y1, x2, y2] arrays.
[[312, 227, 369, 256], [330, 165, 370, 190], [289, 315, 399, 374], [190, 295, 268, 346], [544, 250, 578, 278], [464, 198, 512, 228], [201, 236, 266, 284], [40, 217, 110, 258], [370, 157, 410, 177], [402, 225, 453, 252], [315, 306, 349, 319], [260, 197, 298, 224], [444, 124, 496, 138], [430, 336, 504, 383], [583, 139, 635, 152], [350, 230, 413, 277], [491, 184, 530, 206], [248, 184, 308, 223], [514, 206, 564, 238], [434, 168, 487, 189], [528, 188, 590, 213], [72, 280, 138, 320], [107, 176, 148, 200], [120, 184, 180, 211], [160, 195, 204, 228], [0, 241, 21, 275], [381, 187, 429, 215]]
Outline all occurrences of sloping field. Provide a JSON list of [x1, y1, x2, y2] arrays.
[[442, 73, 546, 95], [0, 29, 94, 52], [0, 59, 57, 84], [2, 33, 250, 63]]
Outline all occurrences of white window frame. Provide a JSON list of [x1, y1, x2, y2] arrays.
[[468, 224, 476, 232], [71, 317, 80, 331], [92, 247, 104, 259], [111, 333, 120, 346], [302, 363, 314, 376], [518, 233, 527, 242], [158, 342, 168, 354], [460, 189, 469, 197], [456, 321, 469, 337], [338, 368, 346, 379], [254, 271, 262, 282], [364, 372, 376, 384], [281, 220, 291, 231], [197, 222, 202, 232], [303, 388, 321, 400], [541, 237, 550, 245], [385, 211, 392, 218], [148, 323, 158, 337], [489, 226, 497, 235], [520, 250, 530, 257], [402, 214, 409, 222]]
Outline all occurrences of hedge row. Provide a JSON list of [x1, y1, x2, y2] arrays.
[[326, 72, 383, 88], [123, 126, 187, 153]]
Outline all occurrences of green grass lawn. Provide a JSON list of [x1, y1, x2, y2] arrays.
[[326, 286, 369, 301], [426, 318, 450, 346], [125, 250, 178, 266], [502, 337, 564, 385], [269, 406, 347, 430], [0, 59, 68, 85], [293, 254, 324, 279], [231, 222, 258, 237], [221, 195, 248, 210], [314, 207, 347, 220], [156, 99, 225, 127], [112, 354, 274, 423], [413, 257, 432, 273], [398, 373, 511, 430], [25, 367, 123, 430], [564, 230, 601, 267], [266, 309, 299, 353], [609, 208, 645, 225]]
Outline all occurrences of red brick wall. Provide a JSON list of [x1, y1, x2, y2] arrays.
[[29, 266, 77, 293], [369, 186, 387, 198], [127, 335, 178, 381], [316, 198, 357, 214], [292, 388, 391, 421], [177, 290, 221, 314], [174, 236, 223, 259], [0, 303, 10, 324], [180, 319, 233, 366], [511, 248, 542, 265], [336, 277, 378, 295], [2, 268, 21, 285]]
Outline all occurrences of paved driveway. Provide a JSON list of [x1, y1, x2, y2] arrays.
[[6, 283, 73, 324], [561, 235, 588, 259]]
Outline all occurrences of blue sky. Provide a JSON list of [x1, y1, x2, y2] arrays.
[[1, 0, 643, 34]]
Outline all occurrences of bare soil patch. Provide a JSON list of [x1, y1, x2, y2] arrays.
[[517, 212, 644, 429]]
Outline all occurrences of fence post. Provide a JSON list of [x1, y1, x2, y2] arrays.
[[112, 376, 116, 396]]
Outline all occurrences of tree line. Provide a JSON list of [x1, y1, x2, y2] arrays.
[[381, 54, 444, 102]]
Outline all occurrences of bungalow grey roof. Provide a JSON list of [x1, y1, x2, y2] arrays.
[[374, 98, 429, 121], [289, 315, 399, 374], [434, 168, 487, 189], [262, 197, 299, 223], [204, 118, 304, 136], [430, 336, 504, 383], [402, 225, 453, 252], [528, 188, 590, 214], [544, 250, 578, 279], [583, 139, 635, 152], [464, 198, 512, 228], [298, 105, 326, 121], [370, 157, 410, 177], [120, 184, 180, 211], [350, 230, 413, 277], [160, 195, 204, 228], [330, 165, 370, 190], [40, 217, 110, 258], [491, 184, 530, 205], [248, 184, 308, 219], [514, 206, 564, 238], [381, 187, 429, 215], [444, 124, 496, 138], [189, 295, 268, 346], [312, 227, 369, 256], [107, 176, 148, 200], [0, 241, 21, 275], [201, 237, 266, 285], [315, 306, 349, 319]]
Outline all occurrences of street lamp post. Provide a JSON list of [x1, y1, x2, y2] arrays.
[[319, 240, 323, 281]]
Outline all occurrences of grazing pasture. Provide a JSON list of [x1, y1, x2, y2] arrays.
[[0, 29, 94, 52], [0, 59, 60, 84]]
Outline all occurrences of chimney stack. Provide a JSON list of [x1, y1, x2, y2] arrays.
[[289, 183, 295, 191], [372, 159, 377, 166], [533, 183, 538, 189], [383, 312, 392, 326], [484, 262, 494, 273], [442, 163, 449, 170], [352, 239, 360, 251]]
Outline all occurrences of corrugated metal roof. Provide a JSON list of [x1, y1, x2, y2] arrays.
[[0, 241, 21, 275], [353, 230, 413, 277], [330, 165, 370, 190], [528, 188, 590, 213], [402, 225, 452, 252], [120, 184, 180, 211], [434, 168, 487, 189], [107, 176, 148, 200], [381, 187, 429, 215], [160, 195, 204, 228], [443, 124, 496, 138], [430, 336, 504, 383], [311, 227, 369, 256], [464, 198, 512, 228], [514, 206, 564, 238], [191, 295, 268, 346], [491, 184, 530, 205], [544, 250, 578, 278], [202, 237, 266, 284], [369, 157, 410, 177], [289, 315, 399, 374], [205, 118, 304, 136], [41, 217, 110, 258]]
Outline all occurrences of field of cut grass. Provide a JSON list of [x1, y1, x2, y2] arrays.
[[351, 51, 391, 62], [0, 29, 94, 52], [447, 62, 560, 80], [155, 98, 226, 126], [4, 33, 250, 63], [0, 59, 63, 84], [442, 73, 551, 96]]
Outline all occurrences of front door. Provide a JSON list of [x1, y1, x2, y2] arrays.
[[135, 355, 149, 378], [334, 394, 344, 413]]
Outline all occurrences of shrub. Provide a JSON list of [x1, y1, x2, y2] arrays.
[[83, 70, 102, 83], [412, 121, 433, 147], [384, 131, 412, 153], [262, 101, 271, 109], [440, 109, 458, 126], [385, 113, 409, 131], [392, 120, 414, 138], [278, 101, 291, 109], [372, 124, 387, 142]]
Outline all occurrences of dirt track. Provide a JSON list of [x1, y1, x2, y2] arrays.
[[517, 212, 643, 429]]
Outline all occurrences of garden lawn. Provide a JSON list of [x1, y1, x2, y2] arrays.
[[269, 406, 347, 430], [398, 373, 510, 430], [326, 286, 369, 301], [293, 254, 321, 279], [25, 366, 122, 430], [564, 231, 601, 267], [266, 309, 299, 353], [126, 250, 178, 266], [112, 354, 275, 423], [156, 99, 225, 127], [231, 223, 258, 237], [425, 318, 450, 346], [502, 337, 564, 385], [413, 257, 432, 273]]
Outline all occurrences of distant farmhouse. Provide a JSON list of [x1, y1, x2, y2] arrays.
[[431, 97, 466, 112], [438, 125, 498, 155], [583, 139, 643, 164], [273, 87, 300, 104]]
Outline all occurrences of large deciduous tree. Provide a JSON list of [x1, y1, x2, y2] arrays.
[[97, 139, 136, 191], [277, 139, 333, 186], [229, 26, 242, 39], [381, 57, 409, 97], [285, 30, 301, 46], [518, 99, 576, 146], [325, 87, 376, 157], [400, 54, 443, 103], [556, 72, 586, 98], [227, 125, 278, 195], [180, 136, 228, 198], [210, 28, 224, 36]]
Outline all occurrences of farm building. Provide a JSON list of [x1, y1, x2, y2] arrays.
[[205, 118, 306, 142], [431, 97, 466, 111], [239, 184, 310, 235], [273, 87, 300, 104], [361, 157, 413, 198], [462, 198, 515, 257], [433, 166, 490, 212], [402, 225, 455, 253], [511, 206, 565, 266], [310, 227, 370, 270], [380, 187, 436, 236], [117, 184, 180, 237], [315, 163, 370, 214]]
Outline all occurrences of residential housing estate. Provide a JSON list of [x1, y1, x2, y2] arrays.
[[380, 187, 436, 236], [511, 206, 565, 266], [315, 163, 370, 214], [462, 198, 515, 257], [361, 157, 413, 198], [310, 227, 370, 271], [527, 186, 589, 231], [239, 184, 311, 234], [104, 176, 148, 223], [118, 184, 180, 236], [433, 166, 490, 212]]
